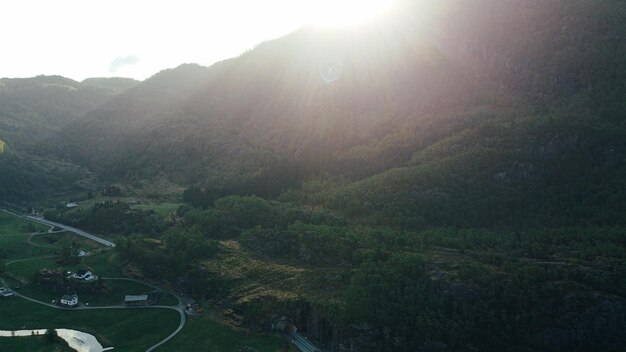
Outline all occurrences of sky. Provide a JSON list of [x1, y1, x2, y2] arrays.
[[1, 0, 393, 81]]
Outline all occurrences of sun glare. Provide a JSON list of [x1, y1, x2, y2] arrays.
[[306, 0, 394, 27]]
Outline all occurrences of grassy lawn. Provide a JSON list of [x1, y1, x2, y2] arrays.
[[0, 212, 48, 234], [159, 314, 293, 352], [6, 250, 122, 280], [5, 249, 177, 307], [0, 335, 74, 352], [30, 232, 102, 251], [55, 197, 181, 217], [0, 298, 180, 351], [13, 279, 178, 307], [80, 251, 125, 277], [0, 235, 52, 261], [52, 196, 138, 214], [6, 257, 58, 280], [0, 212, 107, 261], [0, 212, 53, 260], [160, 293, 179, 306]]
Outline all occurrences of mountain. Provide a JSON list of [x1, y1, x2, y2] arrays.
[[3, 1, 626, 350], [47, 0, 625, 226], [0, 75, 137, 148], [0, 76, 137, 202], [81, 77, 139, 91]]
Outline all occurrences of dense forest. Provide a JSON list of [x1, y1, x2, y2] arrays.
[[1, 0, 625, 351], [0, 76, 137, 203]]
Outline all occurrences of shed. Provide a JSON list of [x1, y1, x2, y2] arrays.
[[124, 294, 149, 305]]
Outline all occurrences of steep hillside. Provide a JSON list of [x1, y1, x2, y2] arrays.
[[49, 3, 478, 185], [0, 75, 137, 147], [0, 76, 137, 202], [49, 0, 625, 200]]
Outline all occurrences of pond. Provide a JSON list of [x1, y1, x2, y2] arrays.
[[0, 328, 113, 351]]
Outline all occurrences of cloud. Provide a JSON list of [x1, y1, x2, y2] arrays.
[[108, 55, 141, 73]]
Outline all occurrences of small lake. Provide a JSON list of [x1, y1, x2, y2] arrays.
[[0, 328, 113, 351]]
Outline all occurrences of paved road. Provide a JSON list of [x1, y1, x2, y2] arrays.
[[0, 210, 187, 351], [145, 303, 186, 352], [1, 210, 116, 248], [102, 277, 188, 350], [25, 216, 116, 248], [287, 331, 321, 352]]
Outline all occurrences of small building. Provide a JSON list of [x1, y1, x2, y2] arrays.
[[66, 202, 79, 208], [124, 294, 149, 306], [67, 269, 97, 282], [60, 294, 79, 307]]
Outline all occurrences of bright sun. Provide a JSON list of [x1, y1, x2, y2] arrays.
[[306, 0, 394, 27]]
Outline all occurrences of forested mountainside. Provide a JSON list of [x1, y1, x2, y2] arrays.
[[2, 0, 626, 351], [0, 75, 137, 147], [0, 76, 137, 202], [46, 0, 626, 227]]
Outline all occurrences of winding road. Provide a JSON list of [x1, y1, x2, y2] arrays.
[[1, 209, 115, 247], [1, 277, 186, 351], [0, 209, 186, 351]]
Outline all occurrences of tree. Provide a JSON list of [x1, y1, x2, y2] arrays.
[[44, 329, 59, 345], [58, 245, 79, 264]]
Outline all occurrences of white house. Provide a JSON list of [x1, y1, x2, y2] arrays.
[[66, 202, 79, 208], [67, 269, 97, 282], [60, 294, 79, 307]]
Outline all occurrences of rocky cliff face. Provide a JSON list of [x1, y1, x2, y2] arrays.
[[242, 281, 626, 352]]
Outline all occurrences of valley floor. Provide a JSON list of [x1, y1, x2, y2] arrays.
[[0, 211, 288, 352]]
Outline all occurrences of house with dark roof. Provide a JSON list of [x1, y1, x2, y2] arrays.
[[60, 294, 79, 307]]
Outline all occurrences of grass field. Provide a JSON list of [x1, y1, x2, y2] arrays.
[[55, 196, 138, 214], [0, 235, 52, 261], [159, 314, 294, 352], [5, 251, 177, 307], [30, 232, 102, 251], [56, 197, 182, 217], [0, 212, 52, 260], [1, 210, 293, 351], [0, 298, 180, 351], [0, 211, 48, 234], [5, 257, 58, 279], [13, 279, 178, 307], [5, 251, 124, 279], [0, 335, 74, 352]]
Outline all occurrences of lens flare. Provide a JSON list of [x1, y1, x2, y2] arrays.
[[306, 0, 393, 27]]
